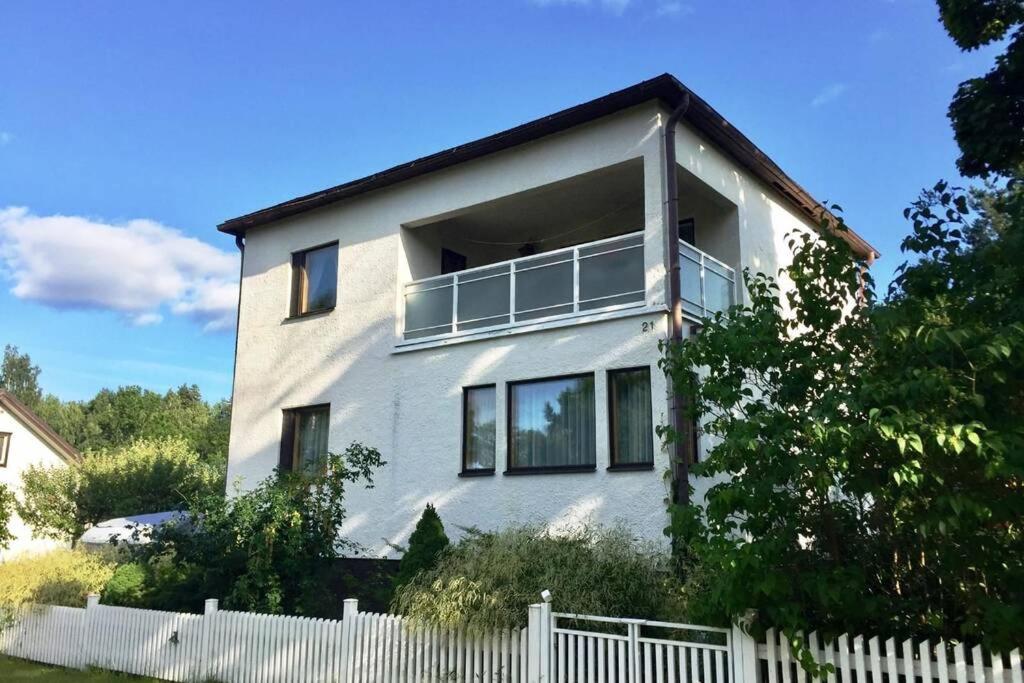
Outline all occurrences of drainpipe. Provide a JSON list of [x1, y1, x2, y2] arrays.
[[663, 93, 693, 508], [224, 233, 245, 494]]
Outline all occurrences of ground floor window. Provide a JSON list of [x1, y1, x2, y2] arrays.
[[462, 385, 496, 473], [608, 367, 654, 467], [508, 374, 595, 472], [280, 404, 330, 473]]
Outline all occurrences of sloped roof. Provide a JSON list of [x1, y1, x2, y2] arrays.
[[0, 390, 82, 465], [218, 73, 877, 259]]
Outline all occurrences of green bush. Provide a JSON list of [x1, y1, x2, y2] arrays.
[[0, 550, 115, 607], [391, 523, 683, 632], [394, 504, 449, 589], [102, 563, 148, 607], [18, 436, 225, 542], [0, 483, 15, 551]]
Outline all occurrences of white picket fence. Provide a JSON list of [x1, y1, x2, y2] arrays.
[[1, 594, 1021, 683], [758, 628, 1023, 683]]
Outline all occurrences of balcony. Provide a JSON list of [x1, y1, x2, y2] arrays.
[[402, 232, 646, 342], [680, 241, 736, 318]]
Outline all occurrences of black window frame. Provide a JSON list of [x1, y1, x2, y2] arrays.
[[607, 366, 655, 471], [460, 384, 497, 477], [279, 403, 331, 473], [0, 432, 9, 468], [289, 241, 339, 318], [505, 372, 597, 475]]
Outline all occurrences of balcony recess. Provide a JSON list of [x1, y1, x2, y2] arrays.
[[402, 232, 646, 343]]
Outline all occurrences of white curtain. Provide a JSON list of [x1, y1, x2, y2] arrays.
[[610, 368, 653, 464], [510, 376, 595, 468], [296, 408, 330, 471]]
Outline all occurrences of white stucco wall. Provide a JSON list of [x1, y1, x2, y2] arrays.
[[0, 407, 71, 561], [226, 102, 824, 557]]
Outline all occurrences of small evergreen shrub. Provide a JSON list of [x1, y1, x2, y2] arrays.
[[391, 523, 683, 632], [394, 504, 449, 589], [102, 563, 148, 607], [0, 550, 115, 607]]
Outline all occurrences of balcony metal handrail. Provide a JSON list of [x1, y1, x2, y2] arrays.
[[402, 230, 647, 341], [678, 240, 737, 318]]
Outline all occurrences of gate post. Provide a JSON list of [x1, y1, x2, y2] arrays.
[[731, 611, 759, 683], [339, 598, 359, 683], [200, 598, 219, 682], [80, 593, 100, 670], [527, 602, 553, 683]]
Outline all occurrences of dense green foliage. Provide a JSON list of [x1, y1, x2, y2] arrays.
[[140, 443, 384, 616], [0, 484, 15, 551], [1, 345, 230, 461], [0, 550, 115, 608], [394, 504, 450, 589], [18, 437, 225, 542], [937, 0, 1024, 178], [1, 345, 42, 410], [392, 524, 683, 632], [101, 563, 149, 608], [661, 180, 1024, 650]]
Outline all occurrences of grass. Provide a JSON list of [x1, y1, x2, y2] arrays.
[[0, 656, 163, 682]]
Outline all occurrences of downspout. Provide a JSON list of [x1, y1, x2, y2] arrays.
[[663, 93, 693, 507], [224, 233, 245, 494]]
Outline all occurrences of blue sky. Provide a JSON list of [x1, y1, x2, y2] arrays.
[[0, 1, 1001, 402]]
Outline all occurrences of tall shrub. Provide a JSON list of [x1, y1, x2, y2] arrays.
[[394, 504, 449, 589], [392, 524, 682, 632], [0, 483, 16, 551]]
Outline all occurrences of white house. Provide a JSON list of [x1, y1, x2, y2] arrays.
[[220, 74, 876, 557], [0, 389, 81, 561]]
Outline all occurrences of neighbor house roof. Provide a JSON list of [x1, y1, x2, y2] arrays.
[[218, 73, 877, 259], [0, 390, 82, 465]]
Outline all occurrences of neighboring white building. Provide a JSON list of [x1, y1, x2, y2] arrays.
[[0, 389, 81, 561], [220, 74, 876, 557]]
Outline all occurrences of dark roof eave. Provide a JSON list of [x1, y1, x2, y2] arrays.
[[217, 74, 878, 259]]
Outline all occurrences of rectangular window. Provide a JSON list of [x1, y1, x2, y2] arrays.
[[0, 432, 9, 467], [291, 242, 338, 316], [508, 374, 595, 472], [280, 405, 330, 473], [608, 367, 654, 468], [462, 385, 496, 473]]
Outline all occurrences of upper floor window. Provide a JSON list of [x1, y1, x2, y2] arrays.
[[291, 242, 338, 317], [508, 374, 595, 472], [462, 385, 496, 474], [280, 404, 330, 473], [0, 432, 9, 467], [608, 367, 654, 468]]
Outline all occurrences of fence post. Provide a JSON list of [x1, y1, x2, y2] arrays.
[[339, 598, 358, 683], [79, 593, 100, 670], [200, 598, 219, 682], [527, 602, 553, 683], [732, 610, 760, 683]]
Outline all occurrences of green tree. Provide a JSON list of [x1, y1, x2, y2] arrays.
[[394, 504, 450, 589], [937, 0, 1024, 177], [0, 345, 42, 410], [18, 437, 224, 542], [0, 484, 16, 551], [145, 443, 384, 615], [661, 187, 1023, 650]]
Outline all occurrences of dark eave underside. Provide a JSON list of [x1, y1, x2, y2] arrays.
[[218, 74, 877, 259]]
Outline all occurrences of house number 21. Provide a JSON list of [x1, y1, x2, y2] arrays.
[[641, 320, 656, 333]]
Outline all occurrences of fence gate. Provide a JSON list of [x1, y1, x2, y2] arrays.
[[550, 611, 733, 683]]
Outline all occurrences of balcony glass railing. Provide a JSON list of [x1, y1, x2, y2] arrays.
[[679, 241, 736, 318], [403, 232, 646, 342]]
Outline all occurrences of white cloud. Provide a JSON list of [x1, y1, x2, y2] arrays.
[[0, 206, 239, 332], [530, 0, 632, 14], [810, 83, 848, 108], [655, 1, 693, 16], [0, 132, 11, 146]]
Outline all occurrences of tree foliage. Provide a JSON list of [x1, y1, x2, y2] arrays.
[[661, 182, 1024, 650], [0, 484, 16, 551], [142, 443, 384, 616], [1, 344, 42, 410], [18, 437, 225, 542], [937, 0, 1024, 178], [394, 504, 450, 589]]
